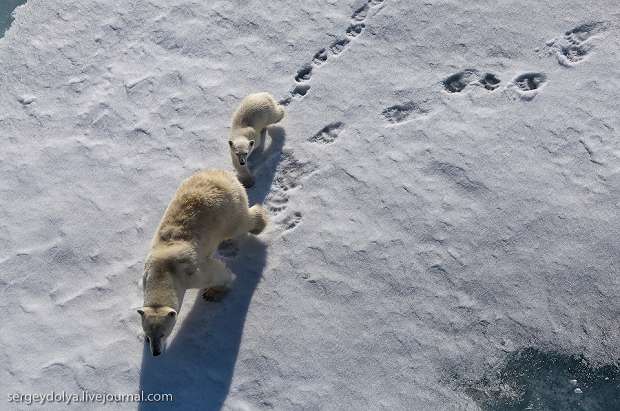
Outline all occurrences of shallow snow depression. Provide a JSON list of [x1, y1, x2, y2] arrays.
[[1, 0, 619, 410]]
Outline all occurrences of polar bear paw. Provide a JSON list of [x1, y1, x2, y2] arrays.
[[201, 286, 230, 302]]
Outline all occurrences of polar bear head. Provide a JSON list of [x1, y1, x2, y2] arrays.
[[229, 128, 257, 166], [137, 306, 177, 356]]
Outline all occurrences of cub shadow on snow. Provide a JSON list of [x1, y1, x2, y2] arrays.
[[138, 127, 285, 410], [455, 347, 620, 411], [246, 126, 286, 205]]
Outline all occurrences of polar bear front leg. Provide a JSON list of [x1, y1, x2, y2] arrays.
[[231, 150, 255, 188], [256, 128, 267, 152], [200, 258, 236, 302]]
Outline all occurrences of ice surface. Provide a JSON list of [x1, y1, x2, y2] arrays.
[[1, 0, 619, 410]]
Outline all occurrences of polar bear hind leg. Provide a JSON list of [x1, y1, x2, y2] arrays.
[[258, 128, 267, 151], [197, 258, 236, 289], [248, 204, 268, 235], [274, 104, 285, 123], [200, 258, 235, 302], [202, 287, 229, 302]]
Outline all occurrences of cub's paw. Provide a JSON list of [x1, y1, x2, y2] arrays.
[[202, 287, 230, 302], [239, 175, 255, 188], [217, 239, 239, 259]]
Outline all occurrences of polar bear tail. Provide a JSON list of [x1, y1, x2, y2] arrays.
[[248, 204, 268, 235]]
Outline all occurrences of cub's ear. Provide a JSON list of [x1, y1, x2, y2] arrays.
[[137, 309, 145, 316], [249, 140, 255, 146], [167, 310, 177, 318], [228, 140, 234, 147]]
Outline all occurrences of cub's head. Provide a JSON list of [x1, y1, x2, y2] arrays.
[[137, 306, 177, 357], [228, 129, 257, 166]]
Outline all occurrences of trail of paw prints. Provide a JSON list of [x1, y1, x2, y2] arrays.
[[545, 22, 608, 67], [442, 69, 501, 93], [266, 150, 317, 232], [279, 0, 386, 106], [380, 69, 501, 126], [438, 68, 547, 101], [308, 122, 345, 144], [385, 22, 607, 116]]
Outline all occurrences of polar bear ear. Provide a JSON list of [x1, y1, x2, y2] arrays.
[[249, 140, 255, 147], [137, 309, 145, 316], [228, 140, 234, 147], [167, 310, 177, 318]]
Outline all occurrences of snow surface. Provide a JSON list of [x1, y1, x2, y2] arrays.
[[1, 0, 619, 410]]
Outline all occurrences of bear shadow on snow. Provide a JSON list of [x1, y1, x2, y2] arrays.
[[138, 127, 285, 411]]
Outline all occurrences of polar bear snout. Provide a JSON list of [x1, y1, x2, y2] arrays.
[[144, 333, 166, 356], [138, 306, 177, 357], [229, 136, 254, 167], [150, 337, 163, 357]]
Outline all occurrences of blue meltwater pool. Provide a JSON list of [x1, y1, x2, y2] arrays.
[[0, 0, 27, 38]]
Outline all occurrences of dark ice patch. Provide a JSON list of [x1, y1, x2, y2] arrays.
[[451, 348, 620, 411]]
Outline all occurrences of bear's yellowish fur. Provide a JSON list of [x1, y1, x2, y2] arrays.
[[138, 169, 267, 356], [228, 92, 285, 187]]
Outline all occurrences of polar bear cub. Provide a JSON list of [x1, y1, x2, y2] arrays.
[[138, 169, 268, 356], [228, 92, 285, 187]]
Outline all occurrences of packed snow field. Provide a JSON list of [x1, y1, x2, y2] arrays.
[[1, 0, 619, 410]]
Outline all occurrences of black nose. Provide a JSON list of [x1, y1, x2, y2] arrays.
[[153, 350, 161, 357], [239, 160, 246, 165]]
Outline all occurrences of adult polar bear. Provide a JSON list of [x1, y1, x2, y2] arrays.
[[228, 92, 285, 187], [138, 170, 267, 356]]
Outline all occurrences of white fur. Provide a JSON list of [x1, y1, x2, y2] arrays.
[[228, 92, 285, 187], [139, 169, 268, 355]]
